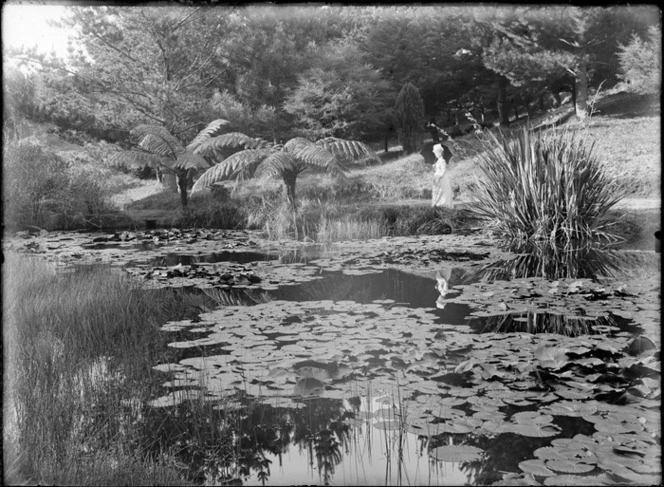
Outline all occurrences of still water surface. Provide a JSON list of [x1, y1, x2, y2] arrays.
[[143, 246, 659, 486]]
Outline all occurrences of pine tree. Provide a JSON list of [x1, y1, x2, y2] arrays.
[[618, 26, 661, 95], [394, 82, 425, 154]]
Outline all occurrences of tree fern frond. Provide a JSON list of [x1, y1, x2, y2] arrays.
[[186, 118, 231, 151], [288, 142, 341, 170], [283, 137, 314, 152], [132, 125, 185, 159], [193, 132, 270, 158], [255, 152, 300, 179], [106, 150, 169, 169], [191, 148, 271, 193], [173, 151, 211, 170], [316, 138, 379, 164]]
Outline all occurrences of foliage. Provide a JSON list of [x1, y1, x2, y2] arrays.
[[617, 26, 662, 95], [209, 90, 287, 143], [3, 254, 193, 485], [394, 81, 425, 154], [3, 66, 39, 141], [108, 120, 234, 207], [471, 6, 657, 122], [283, 38, 394, 140], [191, 131, 377, 236], [468, 126, 624, 246], [3, 141, 125, 230]]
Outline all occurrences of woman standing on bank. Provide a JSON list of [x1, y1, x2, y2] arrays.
[[431, 142, 454, 208]]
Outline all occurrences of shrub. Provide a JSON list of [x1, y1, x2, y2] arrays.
[[3, 141, 128, 231], [171, 192, 247, 229], [618, 26, 662, 95], [3, 141, 71, 229], [468, 126, 624, 246], [394, 81, 425, 154]]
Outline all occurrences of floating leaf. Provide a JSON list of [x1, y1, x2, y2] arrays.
[[543, 474, 609, 486], [429, 445, 484, 462], [374, 420, 403, 431], [519, 459, 556, 476], [545, 459, 595, 473]]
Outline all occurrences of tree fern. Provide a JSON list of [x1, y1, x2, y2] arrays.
[[186, 118, 231, 150], [316, 137, 378, 163], [255, 152, 300, 179], [193, 132, 270, 158], [132, 125, 185, 158], [191, 148, 273, 192], [191, 132, 373, 234], [173, 152, 210, 170], [107, 150, 169, 169]]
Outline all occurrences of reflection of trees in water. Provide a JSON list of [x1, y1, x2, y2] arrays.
[[472, 243, 624, 281], [291, 398, 351, 485], [468, 310, 609, 336], [462, 243, 628, 336], [456, 433, 551, 486], [141, 396, 351, 484], [275, 268, 446, 308]]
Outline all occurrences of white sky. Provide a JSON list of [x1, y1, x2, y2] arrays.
[[2, 2, 72, 57]]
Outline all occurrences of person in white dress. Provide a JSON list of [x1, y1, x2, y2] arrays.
[[431, 143, 454, 208]]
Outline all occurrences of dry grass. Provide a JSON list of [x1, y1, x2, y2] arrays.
[[582, 116, 660, 198]]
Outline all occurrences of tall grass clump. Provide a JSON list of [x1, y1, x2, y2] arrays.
[[3, 253, 191, 485], [469, 126, 624, 246], [315, 214, 388, 243]]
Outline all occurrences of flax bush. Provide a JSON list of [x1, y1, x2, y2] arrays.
[[469, 126, 624, 246]]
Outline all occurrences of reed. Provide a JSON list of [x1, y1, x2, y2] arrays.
[[3, 253, 192, 485], [315, 214, 388, 243], [468, 126, 625, 246]]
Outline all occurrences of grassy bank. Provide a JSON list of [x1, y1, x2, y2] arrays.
[[3, 253, 198, 486], [9, 90, 657, 242]]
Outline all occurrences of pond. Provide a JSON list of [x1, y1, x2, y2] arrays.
[[142, 247, 659, 485], [7, 230, 661, 485]]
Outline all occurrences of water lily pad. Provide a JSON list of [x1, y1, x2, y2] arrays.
[[374, 420, 403, 431], [518, 459, 556, 476], [545, 459, 595, 474], [429, 445, 484, 462], [543, 475, 610, 486], [508, 423, 561, 438]]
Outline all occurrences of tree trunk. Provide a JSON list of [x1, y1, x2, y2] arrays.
[[384, 134, 389, 153], [497, 76, 510, 127], [177, 172, 188, 208], [574, 49, 588, 120], [162, 172, 178, 192], [513, 99, 519, 122], [283, 172, 298, 239]]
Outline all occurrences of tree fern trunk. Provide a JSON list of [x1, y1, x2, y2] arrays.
[[177, 173, 188, 207], [574, 49, 588, 120], [283, 172, 298, 239]]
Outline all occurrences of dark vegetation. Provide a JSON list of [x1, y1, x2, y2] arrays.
[[4, 6, 660, 239]]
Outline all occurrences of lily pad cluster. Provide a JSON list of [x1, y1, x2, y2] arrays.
[[125, 261, 326, 290], [447, 276, 660, 345]]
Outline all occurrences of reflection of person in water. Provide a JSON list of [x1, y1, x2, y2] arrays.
[[435, 268, 452, 309]]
